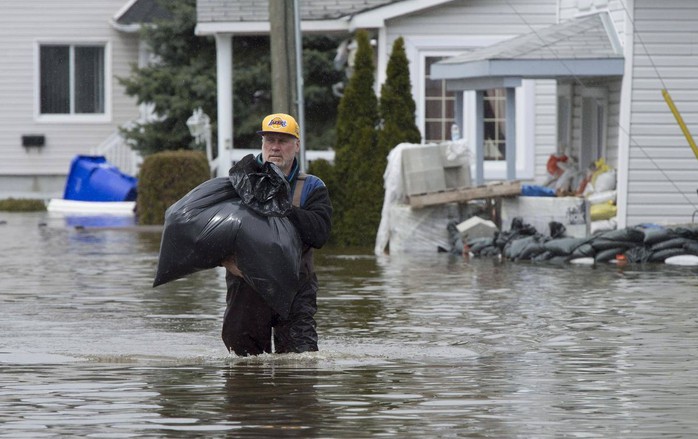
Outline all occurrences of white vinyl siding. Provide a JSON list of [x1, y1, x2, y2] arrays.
[[624, 0, 698, 225], [0, 0, 140, 182]]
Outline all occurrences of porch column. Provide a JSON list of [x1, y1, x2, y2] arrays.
[[454, 91, 463, 139], [215, 34, 233, 177], [475, 90, 484, 185], [505, 87, 517, 180]]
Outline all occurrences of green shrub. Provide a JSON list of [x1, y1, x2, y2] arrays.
[[136, 150, 210, 225], [0, 198, 47, 212], [307, 159, 335, 191]]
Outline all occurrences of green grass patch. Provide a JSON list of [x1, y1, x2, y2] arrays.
[[0, 198, 47, 212]]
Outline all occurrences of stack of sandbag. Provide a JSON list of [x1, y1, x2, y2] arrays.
[[624, 225, 698, 263], [467, 217, 549, 260], [153, 154, 302, 318], [583, 159, 618, 234], [466, 219, 698, 265], [588, 227, 644, 262]]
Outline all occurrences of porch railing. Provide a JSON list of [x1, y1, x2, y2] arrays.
[[90, 129, 142, 177]]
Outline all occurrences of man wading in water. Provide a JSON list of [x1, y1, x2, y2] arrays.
[[220, 113, 332, 356]]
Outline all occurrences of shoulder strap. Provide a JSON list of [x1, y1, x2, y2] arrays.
[[292, 172, 307, 207]]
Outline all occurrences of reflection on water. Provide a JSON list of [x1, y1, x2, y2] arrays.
[[1, 212, 697, 437]]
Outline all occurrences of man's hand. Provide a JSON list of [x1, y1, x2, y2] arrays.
[[221, 256, 243, 277]]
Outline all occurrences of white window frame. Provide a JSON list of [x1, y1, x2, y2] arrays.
[[402, 35, 535, 181], [34, 39, 112, 123]]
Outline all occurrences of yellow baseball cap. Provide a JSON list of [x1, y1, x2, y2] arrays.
[[257, 113, 300, 139]]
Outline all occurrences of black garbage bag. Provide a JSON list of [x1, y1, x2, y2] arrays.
[[228, 154, 292, 216], [153, 157, 302, 318], [494, 217, 538, 250], [549, 221, 567, 239]]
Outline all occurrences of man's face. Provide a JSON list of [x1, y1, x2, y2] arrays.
[[261, 133, 299, 175]]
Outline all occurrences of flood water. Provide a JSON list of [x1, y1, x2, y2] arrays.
[[1, 211, 697, 438]]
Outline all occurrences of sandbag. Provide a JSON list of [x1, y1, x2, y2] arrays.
[[683, 241, 698, 256], [651, 237, 691, 252], [648, 248, 687, 263], [153, 157, 302, 318], [595, 227, 645, 243], [674, 226, 698, 241], [543, 237, 590, 256], [590, 201, 617, 221], [595, 247, 627, 263], [570, 243, 595, 258], [642, 227, 676, 246], [504, 235, 546, 260]]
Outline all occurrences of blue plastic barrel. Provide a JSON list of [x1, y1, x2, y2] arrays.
[[63, 155, 138, 202]]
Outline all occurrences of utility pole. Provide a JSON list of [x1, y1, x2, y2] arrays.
[[269, 0, 306, 171], [269, 0, 297, 116]]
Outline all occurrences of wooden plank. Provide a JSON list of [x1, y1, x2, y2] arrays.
[[408, 181, 522, 208]]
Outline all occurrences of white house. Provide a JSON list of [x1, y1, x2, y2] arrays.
[[196, 0, 698, 228], [0, 0, 166, 199], [431, 0, 698, 228]]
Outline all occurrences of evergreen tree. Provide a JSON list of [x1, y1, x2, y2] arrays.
[[118, 0, 217, 155], [332, 30, 381, 246], [378, 37, 421, 154], [118, 0, 342, 155]]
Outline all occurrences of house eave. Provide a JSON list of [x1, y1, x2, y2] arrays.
[[195, 19, 353, 36], [433, 58, 625, 90], [194, 0, 455, 35], [109, 19, 142, 33], [349, 0, 454, 29]]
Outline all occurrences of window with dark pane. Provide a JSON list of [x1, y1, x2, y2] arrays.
[[39, 44, 105, 115], [40, 46, 70, 114], [424, 56, 455, 143], [75, 46, 105, 114], [483, 88, 506, 161]]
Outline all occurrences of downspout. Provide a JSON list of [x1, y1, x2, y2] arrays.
[[616, 0, 634, 229]]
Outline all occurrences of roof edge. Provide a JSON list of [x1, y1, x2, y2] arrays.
[[195, 19, 352, 36], [349, 0, 453, 29], [109, 19, 142, 33]]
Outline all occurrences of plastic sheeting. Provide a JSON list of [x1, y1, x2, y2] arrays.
[[153, 155, 302, 318], [375, 141, 471, 255]]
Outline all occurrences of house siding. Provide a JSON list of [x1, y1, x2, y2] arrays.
[[534, 80, 558, 182], [0, 0, 140, 196], [625, 0, 698, 225]]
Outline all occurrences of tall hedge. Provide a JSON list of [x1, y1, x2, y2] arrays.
[[331, 30, 381, 246], [378, 37, 421, 152], [136, 150, 210, 225]]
